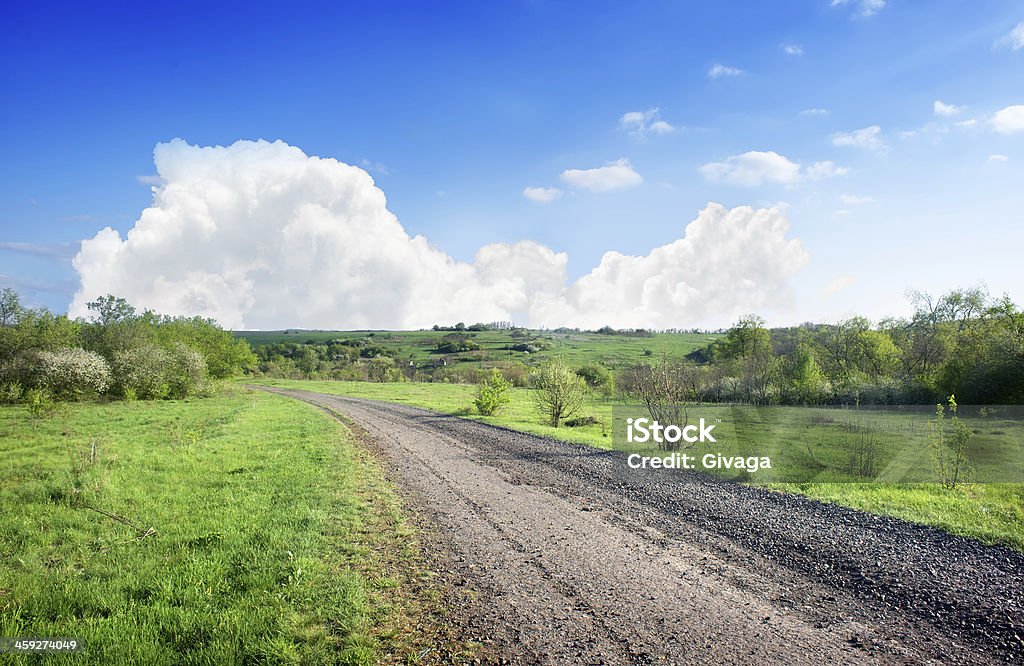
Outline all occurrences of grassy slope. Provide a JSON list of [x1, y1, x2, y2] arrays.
[[0, 388, 439, 664], [235, 329, 718, 370], [250, 379, 1024, 551]]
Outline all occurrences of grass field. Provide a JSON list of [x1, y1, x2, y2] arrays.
[[0, 388, 445, 664], [236, 329, 719, 370], [250, 379, 1024, 551]]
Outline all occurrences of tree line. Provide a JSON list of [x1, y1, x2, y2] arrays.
[[0, 290, 256, 403], [654, 287, 1024, 406]]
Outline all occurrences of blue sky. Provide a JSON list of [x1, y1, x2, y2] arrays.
[[1, 1, 1022, 328]]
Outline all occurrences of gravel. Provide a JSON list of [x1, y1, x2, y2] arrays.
[[264, 388, 1024, 665]]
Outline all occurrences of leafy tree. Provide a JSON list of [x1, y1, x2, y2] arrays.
[[532, 359, 587, 427]]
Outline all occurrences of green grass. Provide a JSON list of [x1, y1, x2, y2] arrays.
[[236, 329, 718, 370], [249, 379, 1024, 551], [0, 388, 435, 664]]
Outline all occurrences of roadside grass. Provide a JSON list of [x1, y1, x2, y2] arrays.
[[0, 388, 437, 664], [249, 379, 1024, 551]]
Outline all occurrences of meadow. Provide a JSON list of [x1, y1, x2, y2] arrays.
[[0, 388, 447, 664], [236, 328, 718, 370], [251, 379, 1024, 551]]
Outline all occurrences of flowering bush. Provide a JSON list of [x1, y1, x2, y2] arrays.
[[167, 343, 207, 398], [36, 348, 111, 401], [112, 346, 171, 399], [112, 344, 208, 399]]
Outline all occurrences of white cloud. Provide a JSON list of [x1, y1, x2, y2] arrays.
[[804, 161, 849, 180], [991, 105, 1024, 133], [799, 108, 830, 117], [832, 0, 886, 18], [839, 194, 874, 205], [522, 186, 563, 203], [136, 175, 164, 186], [708, 63, 744, 79], [934, 100, 963, 116], [782, 44, 803, 56], [995, 21, 1024, 50], [821, 274, 856, 297], [70, 139, 808, 330], [955, 119, 977, 128], [699, 151, 846, 187], [560, 158, 643, 192], [832, 125, 886, 150], [619, 108, 676, 137], [989, 154, 1009, 162]]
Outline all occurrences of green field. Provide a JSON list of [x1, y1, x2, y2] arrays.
[[236, 329, 719, 370], [0, 388, 448, 664], [250, 379, 1024, 551]]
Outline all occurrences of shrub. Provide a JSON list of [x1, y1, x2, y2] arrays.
[[113, 346, 171, 399], [0, 380, 22, 404], [167, 343, 207, 398], [36, 348, 111, 401], [564, 415, 599, 428], [474, 369, 512, 416], [576, 364, 615, 397], [531, 359, 587, 427]]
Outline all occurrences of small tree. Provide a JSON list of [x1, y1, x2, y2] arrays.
[[474, 368, 512, 416], [928, 394, 974, 489], [532, 359, 587, 427]]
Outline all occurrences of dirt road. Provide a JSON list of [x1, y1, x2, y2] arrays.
[[263, 388, 1024, 665]]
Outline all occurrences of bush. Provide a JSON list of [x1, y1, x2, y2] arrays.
[[112, 344, 208, 399], [167, 343, 207, 398], [564, 415, 600, 427], [36, 348, 111, 401], [113, 346, 171, 399], [0, 380, 22, 404], [474, 369, 512, 416], [576, 364, 615, 397]]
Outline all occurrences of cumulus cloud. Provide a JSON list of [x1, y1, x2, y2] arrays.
[[619, 108, 676, 137], [782, 44, 803, 56], [70, 139, 809, 330], [991, 105, 1024, 133], [832, 125, 886, 150], [699, 151, 846, 187], [995, 21, 1024, 50], [522, 186, 563, 203], [560, 159, 643, 192], [799, 108, 830, 117], [989, 154, 1009, 162], [934, 100, 963, 116], [708, 64, 744, 79]]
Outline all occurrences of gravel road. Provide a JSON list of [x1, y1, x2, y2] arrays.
[[262, 388, 1024, 665]]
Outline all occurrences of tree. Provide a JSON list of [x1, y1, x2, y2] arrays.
[[620, 356, 697, 448], [0, 288, 22, 328], [532, 359, 587, 427], [928, 394, 974, 489], [86, 294, 137, 325]]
